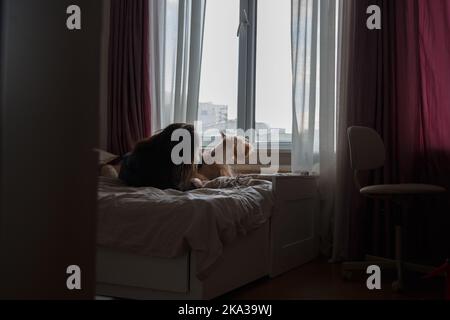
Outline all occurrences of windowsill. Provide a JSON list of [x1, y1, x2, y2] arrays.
[[201, 147, 292, 175], [201, 144, 292, 151], [232, 164, 292, 175]]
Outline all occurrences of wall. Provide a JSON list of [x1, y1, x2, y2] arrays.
[[0, 0, 102, 299]]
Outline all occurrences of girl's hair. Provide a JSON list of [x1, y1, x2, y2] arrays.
[[127, 123, 198, 190]]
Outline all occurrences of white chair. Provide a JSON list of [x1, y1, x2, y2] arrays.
[[342, 126, 446, 291]]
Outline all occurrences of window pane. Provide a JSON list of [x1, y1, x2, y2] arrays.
[[199, 0, 240, 145], [255, 0, 293, 144]]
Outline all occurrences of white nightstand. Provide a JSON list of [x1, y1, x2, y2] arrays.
[[260, 174, 320, 277]]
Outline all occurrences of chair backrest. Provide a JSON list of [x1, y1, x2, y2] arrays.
[[347, 126, 385, 171]]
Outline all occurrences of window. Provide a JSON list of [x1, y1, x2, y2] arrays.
[[199, 0, 240, 146], [199, 0, 293, 148], [255, 0, 293, 144]]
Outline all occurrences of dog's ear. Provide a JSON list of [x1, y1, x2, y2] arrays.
[[220, 131, 227, 139]]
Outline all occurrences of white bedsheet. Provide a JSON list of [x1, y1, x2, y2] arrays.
[[97, 176, 273, 279]]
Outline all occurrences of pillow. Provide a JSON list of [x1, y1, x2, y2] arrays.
[[94, 149, 120, 166]]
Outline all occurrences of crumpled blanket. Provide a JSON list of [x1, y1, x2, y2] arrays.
[[97, 176, 273, 279]]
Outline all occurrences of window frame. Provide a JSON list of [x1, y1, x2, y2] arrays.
[[237, 0, 257, 132]]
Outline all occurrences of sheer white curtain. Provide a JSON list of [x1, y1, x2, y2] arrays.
[[149, 0, 206, 132], [332, 0, 356, 262], [291, 0, 338, 255]]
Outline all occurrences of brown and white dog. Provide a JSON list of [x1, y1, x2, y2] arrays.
[[192, 132, 253, 188]]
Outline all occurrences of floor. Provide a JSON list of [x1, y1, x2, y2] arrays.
[[219, 259, 444, 300]]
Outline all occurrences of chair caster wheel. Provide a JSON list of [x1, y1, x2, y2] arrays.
[[342, 270, 353, 280], [392, 281, 403, 292]]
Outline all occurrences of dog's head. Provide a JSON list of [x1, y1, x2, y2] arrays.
[[208, 132, 253, 164]]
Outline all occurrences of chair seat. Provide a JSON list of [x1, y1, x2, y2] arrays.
[[360, 184, 446, 196]]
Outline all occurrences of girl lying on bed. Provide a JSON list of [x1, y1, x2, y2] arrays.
[[119, 123, 199, 191], [118, 123, 253, 191]]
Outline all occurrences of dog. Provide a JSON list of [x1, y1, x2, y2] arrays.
[[192, 132, 253, 188]]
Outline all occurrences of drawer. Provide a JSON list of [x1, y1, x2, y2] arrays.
[[272, 176, 318, 202], [96, 248, 189, 294]]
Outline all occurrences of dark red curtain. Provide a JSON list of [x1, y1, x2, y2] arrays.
[[108, 0, 151, 156], [393, 0, 450, 262], [339, 0, 450, 263]]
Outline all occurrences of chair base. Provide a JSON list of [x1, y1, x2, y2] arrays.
[[342, 254, 436, 292]]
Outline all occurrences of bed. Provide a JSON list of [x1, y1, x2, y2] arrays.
[[96, 174, 319, 300]]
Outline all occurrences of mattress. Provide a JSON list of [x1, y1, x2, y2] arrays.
[[97, 176, 273, 279]]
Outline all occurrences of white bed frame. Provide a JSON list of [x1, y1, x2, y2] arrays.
[[96, 175, 319, 300]]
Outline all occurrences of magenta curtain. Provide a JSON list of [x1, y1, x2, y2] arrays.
[[336, 0, 450, 262], [108, 0, 151, 156], [394, 0, 450, 261]]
